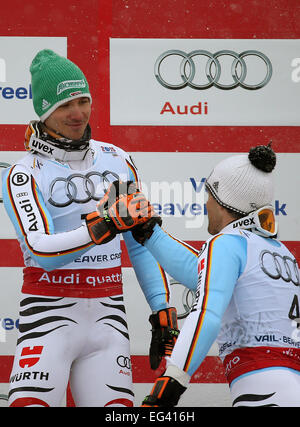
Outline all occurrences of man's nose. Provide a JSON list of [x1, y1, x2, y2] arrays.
[[69, 104, 84, 119]]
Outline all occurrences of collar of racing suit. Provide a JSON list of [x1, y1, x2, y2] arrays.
[[25, 120, 91, 162]]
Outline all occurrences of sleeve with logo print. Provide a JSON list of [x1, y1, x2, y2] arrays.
[[2, 163, 94, 271]]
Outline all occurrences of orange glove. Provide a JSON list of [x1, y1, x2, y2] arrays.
[[97, 180, 157, 232]]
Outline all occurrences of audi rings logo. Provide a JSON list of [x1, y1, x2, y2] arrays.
[[259, 250, 300, 285], [169, 280, 196, 319], [48, 171, 120, 207], [117, 355, 131, 370], [155, 49, 272, 90]]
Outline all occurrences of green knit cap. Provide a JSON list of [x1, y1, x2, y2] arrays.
[[30, 49, 92, 122]]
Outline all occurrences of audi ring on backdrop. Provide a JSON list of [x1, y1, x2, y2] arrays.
[[155, 49, 272, 90], [169, 280, 196, 319], [179, 287, 195, 319]]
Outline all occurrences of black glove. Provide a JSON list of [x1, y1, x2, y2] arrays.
[[132, 216, 162, 245], [141, 375, 186, 407], [149, 307, 179, 370]]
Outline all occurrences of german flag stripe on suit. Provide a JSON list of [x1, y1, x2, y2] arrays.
[[183, 234, 223, 372]]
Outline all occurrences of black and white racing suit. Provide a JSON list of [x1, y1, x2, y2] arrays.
[[2, 139, 170, 407]]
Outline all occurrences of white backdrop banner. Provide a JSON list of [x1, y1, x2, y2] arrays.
[[110, 38, 300, 126], [0, 37, 67, 124], [1, 152, 298, 241]]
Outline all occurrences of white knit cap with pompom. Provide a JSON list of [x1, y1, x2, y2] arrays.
[[205, 144, 276, 215]]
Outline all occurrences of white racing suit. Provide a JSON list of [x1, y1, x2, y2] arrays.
[[143, 222, 300, 406], [2, 140, 170, 407]]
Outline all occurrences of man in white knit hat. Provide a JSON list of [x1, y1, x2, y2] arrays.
[[103, 144, 300, 407]]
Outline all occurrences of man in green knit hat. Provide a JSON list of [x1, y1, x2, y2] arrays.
[[26, 49, 93, 158], [30, 49, 92, 123], [2, 50, 178, 407]]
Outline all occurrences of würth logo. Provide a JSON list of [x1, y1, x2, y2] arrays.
[[19, 346, 44, 368]]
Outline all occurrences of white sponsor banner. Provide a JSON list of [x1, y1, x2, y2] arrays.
[[0, 268, 22, 355], [110, 38, 300, 125], [131, 152, 299, 241], [0, 37, 67, 124], [1, 152, 298, 241]]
